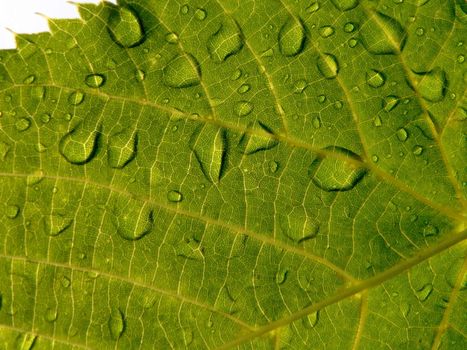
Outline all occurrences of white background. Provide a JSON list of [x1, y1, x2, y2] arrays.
[[0, 0, 116, 49]]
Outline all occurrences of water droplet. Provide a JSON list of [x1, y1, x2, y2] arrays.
[[14, 333, 37, 350], [167, 190, 183, 202], [396, 127, 408, 142], [40, 113, 51, 123], [317, 94, 326, 103], [457, 54, 465, 63], [113, 198, 154, 241], [6, 205, 20, 219], [135, 69, 145, 82], [371, 154, 379, 163], [278, 16, 306, 57], [366, 69, 386, 88], [344, 22, 356, 33], [275, 268, 288, 285], [360, 11, 406, 55], [181, 4, 189, 14], [400, 302, 411, 317], [310, 147, 367, 191], [31, 86, 45, 99], [268, 160, 279, 173], [108, 308, 125, 340], [207, 19, 244, 62], [165, 32, 179, 44], [0, 141, 7, 161], [15, 118, 31, 132], [312, 116, 321, 129], [348, 38, 358, 47], [23, 75, 36, 84], [306, 2, 320, 13], [43, 213, 73, 237], [319, 25, 335, 38], [234, 101, 253, 117], [237, 84, 251, 94], [34, 142, 47, 153], [194, 8, 207, 20], [304, 310, 319, 328], [191, 125, 227, 183], [416, 283, 433, 301], [260, 48, 274, 57], [331, 0, 359, 11], [334, 101, 343, 109], [59, 123, 100, 165], [230, 69, 242, 80], [317, 53, 339, 79], [422, 224, 438, 236], [412, 145, 424, 156], [27, 169, 44, 186], [415, 67, 447, 102], [293, 79, 307, 93], [163, 54, 201, 88], [239, 121, 278, 155], [68, 91, 84, 105], [382, 95, 400, 112], [108, 130, 137, 169], [45, 308, 57, 322], [107, 6, 145, 48], [85, 73, 105, 88], [416, 27, 425, 36]]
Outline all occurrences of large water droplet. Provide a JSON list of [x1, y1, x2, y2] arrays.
[[85, 73, 105, 88], [317, 53, 339, 79], [59, 123, 100, 165], [331, 0, 359, 11], [278, 16, 306, 57], [42, 213, 73, 236], [112, 198, 153, 241], [190, 125, 227, 183], [382, 95, 400, 111], [414, 67, 447, 102], [107, 6, 145, 48], [108, 130, 138, 169], [310, 147, 367, 192], [366, 69, 386, 88], [167, 190, 183, 202], [239, 121, 278, 155], [163, 54, 201, 88], [108, 308, 125, 339], [416, 283, 433, 301], [360, 11, 406, 55], [207, 19, 244, 62], [68, 91, 84, 106], [396, 128, 409, 142]]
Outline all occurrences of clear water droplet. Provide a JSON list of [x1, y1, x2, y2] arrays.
[[165, 32, 179, 44], [412, 145, 423, 155], [194, 8, 207, 20], [108, 308, 125, 340], [14, 333, 37, 350], [306, 2, 320, 13], [457, 54, 465, 63], [312, 116, 321, 129], [85, 73, 105, 88], [27, 169, 44, 186], [237, 84, 251, 94], [344, 22, 356, 33], [43, 213, 73, 237], [293, 79, 307, 93], [45, 308, 57, 322], [230, 69, 242, 80], [334, 101, 343, 109], [23, 75, 36, 84], [59, 123, 100, 165], [317, 53, 339, 79], [415, 67, 447, 102], [268, 160, 279, 173], [422, 224, 438, 236], [0, 141, 8, 160], [181, 4, 189, 15], [416, 283, 433, 301], [40, 113, 51, 123], [366, 69, 386, 88], [167, 190, 183, 202], [61, 276, 71, 288], [278, 16, 306, 57], [317, 94, 326, 103], [331, 0, 359, 11], [416, 27, 425, 36], [275, 268, 288, 285], [108, 130, 138, 169], [396, 127, 409, 142], [112, 199, 154, 241], [68, 91, 84, 106], [348, 38, 358, 47], [371, 154, 379, 163], [234, 101, 253, 117], [207, 19, 244, 62], [35, 143, 47, 153], [310, 147, 367, 192], [107, 6, 145, 48], [382, 95, 400, 112], [319, 25, 335, 38], [163, 54, 201, 88], [135, 69, 145, 81], [6, 205, 20, 219], [239, 121, 278, 155], [304, 310, 319, 328], [15, 118, 31, 132]]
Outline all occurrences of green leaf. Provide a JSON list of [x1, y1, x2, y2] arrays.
[[0, 0, 466, 349]]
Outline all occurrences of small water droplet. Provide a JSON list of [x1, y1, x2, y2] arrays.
[[27, 169, 45, 186], [23, 75, 36, 84], [134, 69, 145, 82], [163, 54, 201, 88], [310, 147, 367, 192], [43, 213, 73, 237], [366, 69, 386, 88], [344, 22, 356, 33], [416, 283, 433, 301], [275, 268, 288, 285], [348, 38, 358, 47], [331, 0, 359, 11], [396, 127, 408, 142], [31, 86, 45, 99], [317, 53, 339, 79], [234, 101, 253, 117], [113, 199, 154, 241], [59, 123, 100, 165], [457, 54, 465, 63], [107, 6, 145, 48], [181, 4, 189, 14], [165, 32, 179, 44], [317, 94, 326, 103], [382, 95, 400, 112], [230, 69, 242, 80], [6, 205, 20, 219], [40, 113, 51, 123], [278, 16, 306, 57], [312, 116, 321, 129], [239, 121, 278, 155], [416, 27, 425, 36], [422, 224, 438, 236], [306, 2, 320, 13], [293, 79, 307, 93], [412, 145, 423, 155], [167, 190, 183, 202], [194, 8, 207, 20], [304, 310, 319, 328], [319, 25, 335, 38], [207, 19, 244, 62], [334, 101, 343, 109], [400, 302, 411, 317], [45, 308, 58, 322], [268, 160, 279, 173], [415, 67, 447, 102], [68, 91, 84, 106], [108, 308, 125, 340], [237, 84, 251, 94], [15, 118, 31, 132], [35, 143, 47, 153], [60, 276, 71, 288], [85, 73, 105, 88], [108, 130, 138, 169], [371, 154, 379, 163]]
